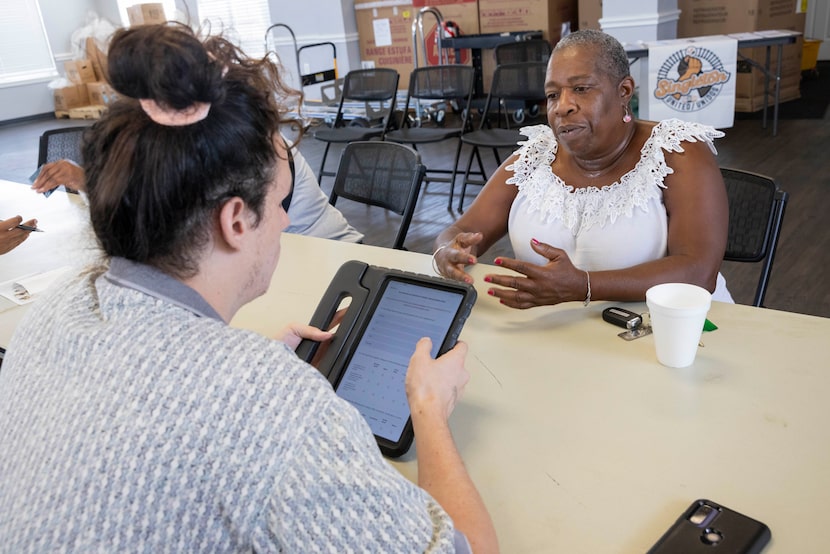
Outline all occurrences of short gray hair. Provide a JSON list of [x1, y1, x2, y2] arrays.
[[553, 30, 631, 83]]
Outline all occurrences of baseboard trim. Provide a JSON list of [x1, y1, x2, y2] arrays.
[[0, 112, 57, 128]]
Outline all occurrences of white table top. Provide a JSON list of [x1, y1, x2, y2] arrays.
[[234, 234, 830, 554], [2, 193, 828, 552], [0, 179, 94, 332]]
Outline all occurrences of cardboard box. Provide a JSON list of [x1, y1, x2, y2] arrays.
[[87, 82, 120, 106], [85, 37, 109, 82], [355, 0, 416, 89], [127, 3, 166, 26], [64, 59, 96, 84], [479, 0, 577, 43], [578, 0, 602, 30], [734, 83, 800, 112], [53, 84, 90, 111], [677, 0, 806, 37], [68, 105, 108, 120]]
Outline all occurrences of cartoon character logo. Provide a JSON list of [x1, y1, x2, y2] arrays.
[[653, 45, 731, 112]]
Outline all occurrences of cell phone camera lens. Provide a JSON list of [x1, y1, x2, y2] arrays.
[[701, 528, 723, 545]]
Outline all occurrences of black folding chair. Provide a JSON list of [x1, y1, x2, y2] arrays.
[[37, 126, 87, 167], [493, 39, 552, 65], [457, 61, 547, 212], [721, 167, 789, 307], [329, 141, 425, 250], [384, 65, 475, 211], [313, 68, 400, 184]]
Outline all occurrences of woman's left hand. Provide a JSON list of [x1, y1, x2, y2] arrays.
[[484, 239, 587, 309]]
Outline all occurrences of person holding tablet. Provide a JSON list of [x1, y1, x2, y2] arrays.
[[0, 24, 497, 553]]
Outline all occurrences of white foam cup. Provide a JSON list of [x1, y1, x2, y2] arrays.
[[645, 283, 712, 368]]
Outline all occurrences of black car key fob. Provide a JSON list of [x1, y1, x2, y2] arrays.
[[602, 307, 643, 329]]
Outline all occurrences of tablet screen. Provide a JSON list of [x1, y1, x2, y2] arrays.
[[334, 278, 465, 443]]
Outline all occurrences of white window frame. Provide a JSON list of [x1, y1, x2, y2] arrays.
[[0, 0, 58, 88]]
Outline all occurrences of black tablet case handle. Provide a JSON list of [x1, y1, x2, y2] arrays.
[[294, 260, 369, 378]]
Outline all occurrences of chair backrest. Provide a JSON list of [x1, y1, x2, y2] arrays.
[[400, 65, 476, 131], [494, 39, 552, 65], [37, 126, 87, 167], [333, 68, 400, 130], [329, 141, 425, 250], [478, 61, 548, 130], [721, 167, 788, 307], [406, 64, 475, 101]]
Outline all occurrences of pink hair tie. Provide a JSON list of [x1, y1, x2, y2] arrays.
[[139, 99, 211, 126]]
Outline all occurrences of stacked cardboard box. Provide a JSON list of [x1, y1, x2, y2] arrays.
[[478, 0, 575, 89], [356, 0, 583, 90], [53, 84, 90, 113], [479, 0, 576, 43], [676, 0, 806, 112], [54, 59, 95, 117], [127, 3, 167, 26], [577, 0, 602, 30], [54, 41, 117, 119], [355, 0, 479, 90], [354, 0, 417, 89]]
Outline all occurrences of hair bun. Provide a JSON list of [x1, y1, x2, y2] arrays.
[[107, 24, 225, 109]]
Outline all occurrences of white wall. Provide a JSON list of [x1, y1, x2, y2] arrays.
[[0, 0, 362, 122]]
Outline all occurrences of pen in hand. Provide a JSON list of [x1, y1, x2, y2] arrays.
[[16, 224, 43, 233]]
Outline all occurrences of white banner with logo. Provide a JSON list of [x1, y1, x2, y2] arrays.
[[645, 36, 737, 129]]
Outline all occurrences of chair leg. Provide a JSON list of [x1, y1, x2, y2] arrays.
[[459, 145, 478, 213], [317, 142, 333, 184], [447, 139, 464, 211], [491, 147, 502, 166], [459, 145, 486, 213]]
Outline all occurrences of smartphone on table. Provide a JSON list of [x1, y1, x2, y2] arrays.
[[647, 499, 771, 554]]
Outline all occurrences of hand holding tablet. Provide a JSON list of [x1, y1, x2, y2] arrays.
[[296, 261, 477, 457]]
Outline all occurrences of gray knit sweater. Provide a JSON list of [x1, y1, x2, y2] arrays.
[[0, 260, 461, 552]]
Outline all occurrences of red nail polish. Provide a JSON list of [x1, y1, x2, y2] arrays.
[[484, 276, 491, 283], [531, 238, 540, 245], [494, 258, 502, 265], [487, 289, 495, 296]]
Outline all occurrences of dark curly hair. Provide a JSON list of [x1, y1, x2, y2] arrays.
[[83, 24, 301, 279]]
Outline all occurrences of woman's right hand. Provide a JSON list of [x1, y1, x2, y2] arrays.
[[433, 231, 484, 284]]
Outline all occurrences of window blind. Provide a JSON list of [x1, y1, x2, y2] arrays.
[[0, 0, 57, 86], [198, 0, 272, 58]]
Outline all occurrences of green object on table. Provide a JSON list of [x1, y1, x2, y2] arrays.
[[703, 319, 718, 332]]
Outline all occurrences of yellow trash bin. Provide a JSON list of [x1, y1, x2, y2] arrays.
[[802, 39, 821, 72]]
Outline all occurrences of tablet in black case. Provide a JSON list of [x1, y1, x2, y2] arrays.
[[295, 260, 477, 457]]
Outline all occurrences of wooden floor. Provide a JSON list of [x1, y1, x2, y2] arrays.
[[2, 101, 828, 318]]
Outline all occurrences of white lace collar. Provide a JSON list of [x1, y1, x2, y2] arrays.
[[506, 119, 724, 233]]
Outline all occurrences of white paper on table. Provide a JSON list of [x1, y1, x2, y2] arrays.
[[0, 266, 72, 305]]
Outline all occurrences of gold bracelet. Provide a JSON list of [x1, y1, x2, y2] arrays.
[[583, 270, 591, 307], [432, 244, 449, 276]]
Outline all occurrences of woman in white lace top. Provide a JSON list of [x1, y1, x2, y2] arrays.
[[433, 29, 733, 306]]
